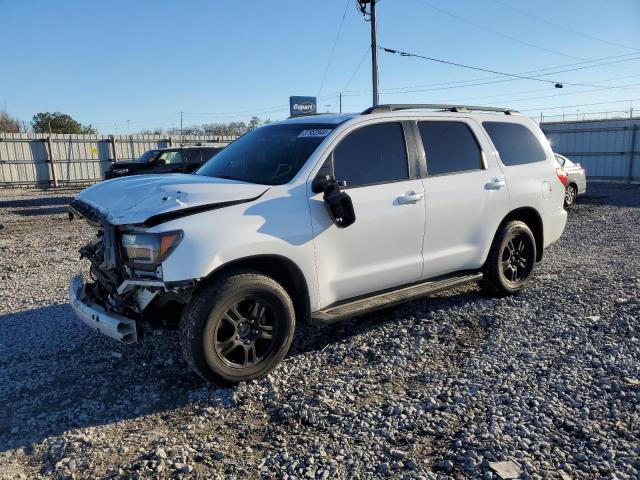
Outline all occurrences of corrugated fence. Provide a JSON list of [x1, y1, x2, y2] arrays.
[[541, 117, 639, 181], [0, 133, 236, 187]]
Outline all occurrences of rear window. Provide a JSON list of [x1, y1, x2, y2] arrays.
[[483, 121, 546, 166], [418, 121, 482, 176]]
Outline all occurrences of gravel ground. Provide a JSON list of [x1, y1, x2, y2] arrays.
[[0, 183, 638, 480]]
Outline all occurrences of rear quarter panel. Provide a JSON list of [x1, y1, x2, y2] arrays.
[[480, 116, 566, 249]]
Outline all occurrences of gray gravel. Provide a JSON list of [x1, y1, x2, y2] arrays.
[[0, 183, 639, 479]]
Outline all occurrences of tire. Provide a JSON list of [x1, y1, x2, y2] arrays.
[[564, 184, 577, 207], [179, 270, 295, 384], [480, 220, 537, 297]]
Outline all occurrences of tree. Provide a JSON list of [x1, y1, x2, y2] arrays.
[[247, 116, 261, 132], [138, 128, 164, 135], [31, 112, 97, 134], [0, 108, 21, 133]]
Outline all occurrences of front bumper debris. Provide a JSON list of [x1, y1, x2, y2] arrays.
[[69, 275, 138, 344]]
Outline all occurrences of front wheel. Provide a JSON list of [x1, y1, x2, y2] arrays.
[[480, 220, 537, 296], [564, 184, 577, 207], [179, 271, 295, 384]]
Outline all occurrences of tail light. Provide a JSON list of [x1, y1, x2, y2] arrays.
[[556, 168, 568, 187]]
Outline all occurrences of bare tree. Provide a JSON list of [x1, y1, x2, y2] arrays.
[[0, 108, 21, 133], [138, 128, 164, 135]]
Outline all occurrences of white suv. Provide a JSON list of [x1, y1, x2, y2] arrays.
[[68, 104, 567, 383]]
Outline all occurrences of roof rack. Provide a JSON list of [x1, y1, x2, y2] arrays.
[[361, 104, 521, 116]]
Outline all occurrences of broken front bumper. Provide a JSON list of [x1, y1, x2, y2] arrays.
[[68, 275, 138, 344]]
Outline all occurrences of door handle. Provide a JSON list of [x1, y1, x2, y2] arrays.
[[399, 191, 424, 204], [485, 179, 506, 190]]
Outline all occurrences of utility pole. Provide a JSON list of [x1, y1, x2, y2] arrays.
[[339, 92, 342, 113], [370, 0, 379, 106], [358, 0, 379, 106], [180, 111, 183, 144]]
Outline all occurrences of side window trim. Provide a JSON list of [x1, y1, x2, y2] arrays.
[[402, 120, 421, 180], [330, 121, 414, 190], [414, 119, 486, 178], [410, 120, 427, 178]]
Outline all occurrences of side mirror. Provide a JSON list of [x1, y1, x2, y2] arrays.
[[156, 159, 166, 165], [318, 176, 355, 228], [312, 174, 346, 193]]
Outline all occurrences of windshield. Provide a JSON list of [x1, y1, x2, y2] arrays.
[[197, 123, 335, 185], [137, 150, 160, 163]]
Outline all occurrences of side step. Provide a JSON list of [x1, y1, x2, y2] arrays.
[[312, 272, 483, 324]]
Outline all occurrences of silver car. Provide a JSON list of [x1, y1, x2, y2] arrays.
[[555, 153, 586, 207]]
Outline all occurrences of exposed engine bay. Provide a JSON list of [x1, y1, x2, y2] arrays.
[[69, 199, 194, 336]]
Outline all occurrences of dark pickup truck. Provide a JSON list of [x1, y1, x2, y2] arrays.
[[104, 145, 224, 179]]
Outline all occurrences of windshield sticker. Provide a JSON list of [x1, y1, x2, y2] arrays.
[[297, 129, 332, 138]]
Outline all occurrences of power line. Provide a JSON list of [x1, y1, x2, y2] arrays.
[[380, 46, 565, 86], [317, 0, 351, 97], [413, 0, 586, 60], [454, 82, 640, 108], [460, 74, 640, 101], [489, 0, 638, 52], [344, 52, 640, 94], [342, 48, 370, 92], [379, 46, 640, 90], [520, 98, 639, 112]]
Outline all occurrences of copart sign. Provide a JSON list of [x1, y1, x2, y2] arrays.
[[289, 96, 317, 116]]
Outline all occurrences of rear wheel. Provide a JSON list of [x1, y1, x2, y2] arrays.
[[564, 184, 577, 207], [480, 220, 536, 296], [179, 271, 295, 384]]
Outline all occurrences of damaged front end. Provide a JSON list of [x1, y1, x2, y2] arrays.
[[68, 199, 194, 343]]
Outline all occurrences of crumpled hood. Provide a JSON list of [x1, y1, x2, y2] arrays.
[[75, 174, 268, 225]]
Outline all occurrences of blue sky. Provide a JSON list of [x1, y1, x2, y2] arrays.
[[1, 0, 639, 132]]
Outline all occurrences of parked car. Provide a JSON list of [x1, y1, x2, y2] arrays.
[[104, 145, 225, 179], [554, 153, 586, 207], [68, 103, 567, 383]]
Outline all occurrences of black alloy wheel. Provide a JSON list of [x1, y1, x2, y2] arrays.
[[180, 271, 295, 384], [499, 232, 535, 286], [213, 296, 277, 368], [480, 220, 537, 296]]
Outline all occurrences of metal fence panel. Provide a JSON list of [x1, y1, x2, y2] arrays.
[[0, 133, 235, 186], [541, 117, 639, 181]]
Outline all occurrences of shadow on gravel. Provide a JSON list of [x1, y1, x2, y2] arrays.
[[12, 206, 69, 216], [579, 183, 640, 208], [289, 287, 484, 357], [0, 305, 214, 452], [0, 196, 72, 209], [0, 287, 485, 453]]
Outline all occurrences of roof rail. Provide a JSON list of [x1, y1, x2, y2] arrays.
[[361, 104, 521, 116]]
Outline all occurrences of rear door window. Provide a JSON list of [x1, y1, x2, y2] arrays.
[[183, 149, 202, 164], [417, 121, 483, 176], [333, 123, 409, 188], [483, 122, 546, 166]]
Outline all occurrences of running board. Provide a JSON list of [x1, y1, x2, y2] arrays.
[[312, 272, 483, 324]]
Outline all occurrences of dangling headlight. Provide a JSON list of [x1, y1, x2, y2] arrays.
[[120, 231, 183, 270]]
